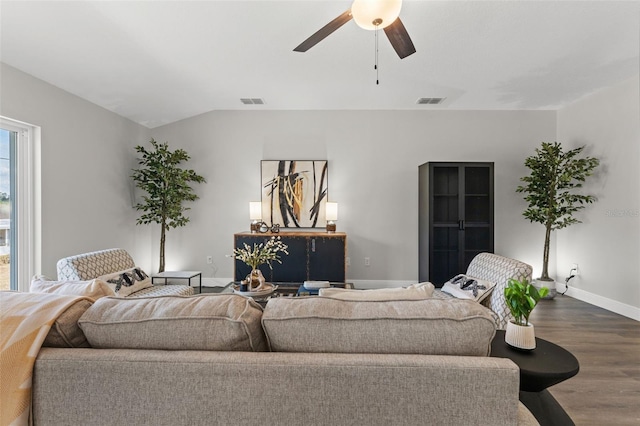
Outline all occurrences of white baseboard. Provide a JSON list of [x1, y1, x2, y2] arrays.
[[558, 282, 640, 321]]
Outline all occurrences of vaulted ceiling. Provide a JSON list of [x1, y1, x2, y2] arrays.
[[1, 0, 638, 128]]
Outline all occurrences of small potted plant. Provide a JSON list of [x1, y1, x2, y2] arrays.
[[233, 236, 288, 292], [504, 278, 549, 350]]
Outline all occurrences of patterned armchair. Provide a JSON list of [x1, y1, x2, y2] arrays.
[[57, 248, 135, 281], [56, 248, 193, 297], [466, 252, 533, 329]]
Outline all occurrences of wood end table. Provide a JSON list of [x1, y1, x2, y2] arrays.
[[491, 329, 580, 426]]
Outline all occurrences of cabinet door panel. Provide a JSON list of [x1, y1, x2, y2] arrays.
[[464, 166, 490, 194], [309, 236, 346, 282], [431, 250, 459, 286], [465, 195, 490, 223], [270, 236, 307, 282]]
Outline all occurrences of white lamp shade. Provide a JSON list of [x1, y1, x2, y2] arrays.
[[249, 202, 262, 220], [351, 0, 402, 30], [326, 202, 339, 221]]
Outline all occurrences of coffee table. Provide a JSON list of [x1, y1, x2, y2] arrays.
[[223, 282, 353, 306], [152, 271, 202, 294], [491, 329, 580, 426]]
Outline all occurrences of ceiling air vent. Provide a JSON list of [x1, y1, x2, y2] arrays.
[[416, 97, 445, 105], [240, 98, 265, 105]]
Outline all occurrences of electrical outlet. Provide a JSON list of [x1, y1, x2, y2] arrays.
[[207, 256, 213, 264], [346, 257, 351, 266], [572, 263, 579, 276], [364, 257, 371, 267]]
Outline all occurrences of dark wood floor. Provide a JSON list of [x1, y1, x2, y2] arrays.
[[528, 295, 640, 425]]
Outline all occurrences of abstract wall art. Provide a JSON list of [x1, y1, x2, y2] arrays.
[[261, 160, 328, 228]]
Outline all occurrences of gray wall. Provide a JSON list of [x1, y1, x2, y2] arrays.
[[556, 75, 640, 318], [0, 63, 150, 281], [150, 110, 556, 286], [3, 63, 638, 318]]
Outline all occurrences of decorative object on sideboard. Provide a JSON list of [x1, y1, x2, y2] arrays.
[[325, 202, 338, 232], [254, 221, 279, 233], [261, 160, 328, 229], [131, 139, 206, 273], [232, 236, 289, 292], [516, 141, 599, 299], [504, 278, 549, 350], [249, 201, 262, 233]]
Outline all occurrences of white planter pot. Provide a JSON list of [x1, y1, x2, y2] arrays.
[[505, 321, 536, 350], [533, 279, 557, 299]]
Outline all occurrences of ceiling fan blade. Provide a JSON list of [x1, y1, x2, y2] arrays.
[[384, 17, 416, 59], [293, 9, 353, 53]]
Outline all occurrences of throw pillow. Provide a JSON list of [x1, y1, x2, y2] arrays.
[[318, 282, 435, 301], [30, 275, 115, 300], [262, 297, 496, 356], [78, 294, 267, 351], [97, 267, 152, 297], [441, 274, 496, 303]]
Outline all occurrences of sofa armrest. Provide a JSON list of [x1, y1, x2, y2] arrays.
[[466, 252, 533, 329]]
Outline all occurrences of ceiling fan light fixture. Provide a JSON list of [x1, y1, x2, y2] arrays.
[[351, 0, 402, 30]]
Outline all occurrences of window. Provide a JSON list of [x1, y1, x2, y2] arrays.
[[0, 117, 40, 292]]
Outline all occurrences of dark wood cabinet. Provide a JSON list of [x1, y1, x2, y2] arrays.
[[234, 232, 346, 283], [419, 162, 494, 286]]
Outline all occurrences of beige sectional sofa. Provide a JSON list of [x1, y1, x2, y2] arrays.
[[32, 293, 538, 425]]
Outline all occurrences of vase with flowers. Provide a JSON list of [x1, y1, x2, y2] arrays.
[[233, 236, 289, 292]]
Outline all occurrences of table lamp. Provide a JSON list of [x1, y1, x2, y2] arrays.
[[249, 202, 262, 233], [326, 202, 338, 232]]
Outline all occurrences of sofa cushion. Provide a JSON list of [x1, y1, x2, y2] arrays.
[[43, 297, 93, 348], [30, 275, 115, 300], [262, 297, 496, 356], [78, 294, 267, 351], [441, 274, 496, 302], [318, 282, 434, 300], [97, 267, 152, 296]]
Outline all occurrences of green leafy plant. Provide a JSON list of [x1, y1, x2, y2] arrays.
[[504, 278, 549, 326], [516, 142, 599, 281], [131, 139, 206, 272], [233, 236, 289, 270]]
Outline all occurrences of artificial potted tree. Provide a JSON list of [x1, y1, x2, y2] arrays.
[[504, 278, 549, 350], [131, 139, 206, 272], [516, 142, 599, 297]]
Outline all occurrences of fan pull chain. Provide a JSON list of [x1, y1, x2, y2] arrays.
[[374, 24, 380, 85]]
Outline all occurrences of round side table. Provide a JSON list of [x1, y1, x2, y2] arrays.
[[491, 330, 580, 426]]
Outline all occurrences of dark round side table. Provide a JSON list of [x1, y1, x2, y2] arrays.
[[491, 330, 580, 426]]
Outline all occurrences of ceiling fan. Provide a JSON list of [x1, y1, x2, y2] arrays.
[[294, 0, 416, 59]]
